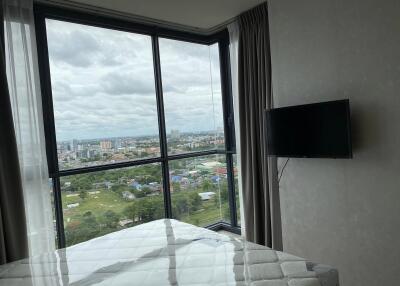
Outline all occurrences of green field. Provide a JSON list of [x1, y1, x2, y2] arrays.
[[63, 190, 131, 221], [63, 189, 228, 224], [59, 158, 237, 246], [62, 187, 230, 246]]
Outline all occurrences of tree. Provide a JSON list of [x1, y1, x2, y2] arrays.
[[74, 176, 92, 190], [189, 192, 201, 212], [102, 210, 120, 228], [123, 203, 138, 222], [133, 190, 145, 198], [68, 185, 78, 193], [172, 182, 181, 192], [136, 197, 163, 223], [202, 179, 212, 192], [141, 186, 152, 196], [111, 184, 128, 195], [65, 211, 100, 246], [219, 182, 229, 203], [79, 190, 87, 200], [175, 195, 189, 216]]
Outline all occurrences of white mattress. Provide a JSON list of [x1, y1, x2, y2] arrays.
[[0, 219, 338, 286]]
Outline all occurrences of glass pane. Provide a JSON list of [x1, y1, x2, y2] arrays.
[[170, 155, 230, 226], [233, 154, 240, 226], [159, 39, 225, 155], [61, 164, 163, 246], [49, 179, 58, 248], [46, 19, 160, 170]]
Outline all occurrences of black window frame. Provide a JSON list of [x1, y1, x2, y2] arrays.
[[34, 4, 239, 249]]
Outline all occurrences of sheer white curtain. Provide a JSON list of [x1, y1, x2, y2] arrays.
[[3, 0, 55, 256], [228, 22, 246, 232]]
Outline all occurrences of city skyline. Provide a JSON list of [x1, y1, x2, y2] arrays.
[[57, 130, 225, 170], [56, 128, 224, 143]]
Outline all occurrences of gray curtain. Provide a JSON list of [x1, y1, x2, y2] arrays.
[[237, 2, 282, 250], [0, 1, 28, 264]]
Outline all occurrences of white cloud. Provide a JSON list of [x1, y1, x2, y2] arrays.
[[46, 19, 224, 141]]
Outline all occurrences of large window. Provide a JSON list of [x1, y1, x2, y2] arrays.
[[46, 19, 159, 170], [159, 39, 225, 154], [36, 5, 239, 248], [169, 155, 231, 226]]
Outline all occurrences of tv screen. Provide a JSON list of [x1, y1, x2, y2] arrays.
[[266, 99, 352, 158]]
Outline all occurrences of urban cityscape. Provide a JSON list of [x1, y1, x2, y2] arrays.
[[57, 129, 225, 170], [57, 131, 239, 246]]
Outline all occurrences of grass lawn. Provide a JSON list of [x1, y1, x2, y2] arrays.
[[62, 188, 229, 227], [174, 197, 229, 226], [62, 189, 131, 222]]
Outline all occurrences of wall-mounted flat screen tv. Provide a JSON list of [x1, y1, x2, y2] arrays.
[[266, 99, 352, 158]]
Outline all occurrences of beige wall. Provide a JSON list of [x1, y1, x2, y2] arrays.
[[268, 0, 400, 285]]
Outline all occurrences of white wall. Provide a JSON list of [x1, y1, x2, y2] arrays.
[[50, 0, 266, 31], [268, 0, 400, 285]]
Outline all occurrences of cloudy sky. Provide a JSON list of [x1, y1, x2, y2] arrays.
[[46, 19, 224, 142]]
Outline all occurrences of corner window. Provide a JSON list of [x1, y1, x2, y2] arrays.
[[36, 7, 239, 247]]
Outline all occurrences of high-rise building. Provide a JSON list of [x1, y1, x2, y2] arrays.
[[71, 139, 78, 152], [171, 129, 180, 139], [100, 140, 112, 151], [114, 138, 123, 149], [89, 150, 98, 158]]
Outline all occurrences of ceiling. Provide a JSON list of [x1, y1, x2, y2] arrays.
[[43, 0, 266, 32]]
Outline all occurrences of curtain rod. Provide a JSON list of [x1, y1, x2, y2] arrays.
[[34, 0, 236, 35]]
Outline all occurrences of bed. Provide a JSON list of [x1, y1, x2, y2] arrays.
[[0, 219, 338, 285]]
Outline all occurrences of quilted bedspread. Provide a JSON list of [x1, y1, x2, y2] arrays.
[[0, 219, 338, 285]]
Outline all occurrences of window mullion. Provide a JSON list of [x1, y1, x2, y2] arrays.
[[218, 33, 238, 227], [152, 35, 172, 219], [226, 153, 238, 227], [53, 177, 66, 248], [218, 34, 236, 153]]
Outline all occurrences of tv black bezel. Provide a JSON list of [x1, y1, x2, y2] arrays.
[[266, 99, 353, 159]]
